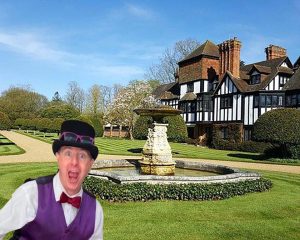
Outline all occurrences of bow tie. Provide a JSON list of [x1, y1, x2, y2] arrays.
[[59, 192, 81, 209]]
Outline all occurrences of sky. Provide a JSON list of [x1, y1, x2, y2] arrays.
[[0, 0, 299, 100]]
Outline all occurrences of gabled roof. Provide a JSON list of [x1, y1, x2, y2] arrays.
[[248, 64, 272, 75], [213, 71, 248, 94], [293, 56, 300, 69], [283, 67, 300, 91], [214, 56, 294, 94], [152, 82, 179, 99], [178, 40, 219, 64], [180, 92, 197, 101]]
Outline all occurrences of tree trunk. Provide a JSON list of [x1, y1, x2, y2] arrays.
[[129, 126, 133, 140]]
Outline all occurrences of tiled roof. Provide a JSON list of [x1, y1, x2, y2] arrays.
[[216, 56, 294, 94], [179, 40, 219, 64], [283, 67, 300, 91], [152, 82, 179, 98], [180, 92, 197, 101], [160, 91, 179, 100], [249, 64, 272, 74]]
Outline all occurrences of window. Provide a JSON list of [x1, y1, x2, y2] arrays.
[[244, 129, 252, 141], [250, 74, 261, 85], [260, 94, 284, 107], [272, 95, 278, 106], [197, 95, 213, 111], [220, 96, 233, 109], [279, 76, 285, 87], [286, 96, 291, 106], [220, 127, 228, 139], [260, 95, 266, 107], [254, 95, 259, 107], [187, 83, 194, 92], [266, 96, 272, 106], [292, 94, 297, 106], [278, 96, 283, 106], [191, 102, 196, 112]]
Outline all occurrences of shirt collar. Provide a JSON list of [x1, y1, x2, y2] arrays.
[[53, 172, 83, 201]]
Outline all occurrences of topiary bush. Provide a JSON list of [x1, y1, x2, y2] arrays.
[[84, 177, 272, 202], [163, 115, 188, 142], [133, 116, 152, 140], [253, 108, 300, 159]]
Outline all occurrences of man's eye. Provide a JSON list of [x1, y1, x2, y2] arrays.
[[79, 153, 87, 160], [64, 151, 72, 157]]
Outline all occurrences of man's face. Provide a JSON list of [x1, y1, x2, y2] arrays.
[[56, 146, 93, 196]]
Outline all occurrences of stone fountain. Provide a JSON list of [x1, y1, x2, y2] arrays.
[[89, 106, 261, 185], [133, 106, 182, 176]]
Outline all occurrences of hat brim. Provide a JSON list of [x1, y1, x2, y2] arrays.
[[52, 139, 98, 160]]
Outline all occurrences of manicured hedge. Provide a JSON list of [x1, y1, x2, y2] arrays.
[[84, 177, 272, 202], [253, 108, 300, 158]]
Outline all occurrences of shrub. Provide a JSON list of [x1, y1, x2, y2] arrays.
[[0, 111, 11, 130], [253, 108, 300, 158], [40, 103, 80, 119], [89, 114, 104, 137], [84, 177, 272, 202], [237, 141, 273, 153], [164, 115, 188, 142], [133, 115, 187, 142], [133, 116, 152, 140], [212, 123, 243, 150]]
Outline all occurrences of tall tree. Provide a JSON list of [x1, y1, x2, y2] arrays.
[[104, 80, 154, 139], [85, 84, 105, 115], [0, 86, 48, 121], [65, 81, 85, 113], [145, 38, 200, 83]]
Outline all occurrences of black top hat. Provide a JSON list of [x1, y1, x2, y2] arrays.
[[52, 120, 98, 160]]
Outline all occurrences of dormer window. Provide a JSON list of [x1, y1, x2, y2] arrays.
[[250, 74, 261, 85], [187, 82, 194, 92]]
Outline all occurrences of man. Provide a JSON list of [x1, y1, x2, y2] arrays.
[[0, 120, 103, 239]]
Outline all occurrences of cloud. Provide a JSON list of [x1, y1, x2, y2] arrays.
[[126, 4, 154, 19], [0, 31, 70, 62], [0, 30, 146, 80]]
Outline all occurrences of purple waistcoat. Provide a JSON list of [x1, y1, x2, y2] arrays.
[[15, 175, 96, 240]]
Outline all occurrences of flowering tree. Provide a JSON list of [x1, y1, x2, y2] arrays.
[[104, 80, 156, 139]]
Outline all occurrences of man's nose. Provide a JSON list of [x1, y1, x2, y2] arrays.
[[70, 154, 79, 165]]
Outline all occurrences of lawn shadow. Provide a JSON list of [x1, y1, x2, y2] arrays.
[[227, 153, 268, 161], [127, 148, 143, 153], [0, 142, 15, 146], [172, 151, 180, 155]]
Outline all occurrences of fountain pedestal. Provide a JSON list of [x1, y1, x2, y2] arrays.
[[139, 123, 175, 175]]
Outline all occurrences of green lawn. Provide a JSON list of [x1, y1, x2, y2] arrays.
[[0, 162, 299, 239], [0, 134, 25, 156], [16, 130, 300, 165]]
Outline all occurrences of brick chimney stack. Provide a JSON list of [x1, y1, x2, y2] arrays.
[[265, 45, 286, 60], [218, 37, 241, 78]]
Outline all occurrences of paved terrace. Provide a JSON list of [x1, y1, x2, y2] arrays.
[[0, 130, 299, 174]]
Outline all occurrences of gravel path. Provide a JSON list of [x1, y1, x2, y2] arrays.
[[1, 130, 299, 174]]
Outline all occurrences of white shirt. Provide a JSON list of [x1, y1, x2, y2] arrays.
[[0, 173, 103, 239]]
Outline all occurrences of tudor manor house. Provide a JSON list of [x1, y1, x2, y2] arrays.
[[153, 37, 300, 144]]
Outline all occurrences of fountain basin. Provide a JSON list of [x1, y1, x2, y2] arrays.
[[90, 159, 261, 184]]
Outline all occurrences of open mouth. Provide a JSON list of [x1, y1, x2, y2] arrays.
[[68, 171, 79, 183]]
